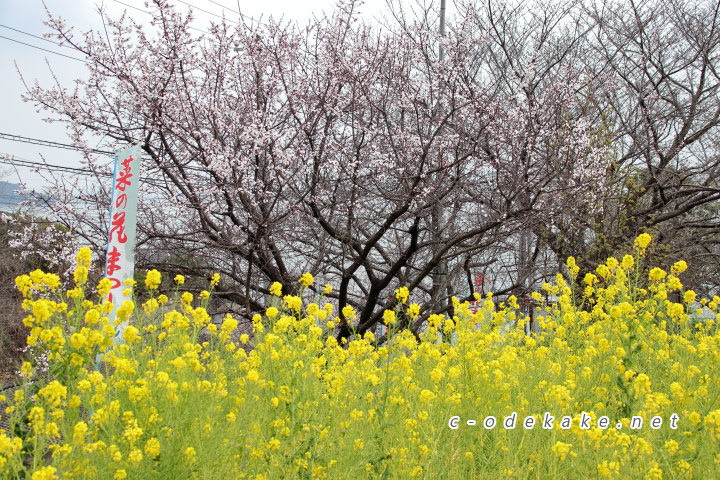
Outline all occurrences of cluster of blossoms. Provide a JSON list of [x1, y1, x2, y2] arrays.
[[1, 235, 720, 478]]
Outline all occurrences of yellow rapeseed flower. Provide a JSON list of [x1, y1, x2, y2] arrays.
[[647, 463, 663, 480], [298, 272, 314, 288], [395, 286, 410, 304], [37, 381, 67, 408], [73, 421, 88, 444], [703, 410, 720, 440], [667, 276, 683, 291], [419, 390, 436, 403], [76, 247, 92, 268], [97, 278, 113, 297], [284, 295, 302, 313], [342, 305, 356, 320], [116, 300, 135, 323], [269, 282, 283, 296], [31, 466, 58, 480], [14, 274, 34, 297], [596, 265, 609, 279], [184, 447, 197, 462], [145, 270, 162, 290], [621, 254, 634, 270], [124, 325, 140, 343], [634, 233, 652, 250], [552, 442, 574, 461], [633, 373, 652, 398], [128, 448, 143, 463], [649, 267, 666, 282], [143, 298, 159, 314], [597, 461, 619, 477], [664, 439, 679, 455], [566, 257, 580, 278], [671, 260, 688, 274], [307, 303, 320, 316], [180, 292, 193, 305], [10, 234, 720, 477], [144, 438, 161, 458], [74, 265, 89, 285], [20, 361, 33, 377]]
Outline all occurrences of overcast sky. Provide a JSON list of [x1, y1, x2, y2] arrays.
[[0, 0, 427, 190]]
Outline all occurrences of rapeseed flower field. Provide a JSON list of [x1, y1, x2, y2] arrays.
[[1, 235, 720, 479]]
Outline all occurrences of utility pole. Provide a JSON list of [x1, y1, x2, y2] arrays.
[[439, 0, 446, 61], [436, 0, 448, 311]]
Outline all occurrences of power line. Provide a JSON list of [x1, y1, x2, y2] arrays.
[[111, 0, 212, 35], [0, 132, 214, 176], [2, 7, 211, 55], [111, 0, 257, 33], [205, 0, 263, 25], [0, 24, 61, 46], [0, 35, 88, 63], [173, 0, 240, 25], [113, 0, 265, 29], [112, 0, 152, 15], [0, 154, 173, 191], [207, 0, 240, 15], [0, 154, 112, 177], [1, 152, 237, 211], [0, 132, 114, 156], [2, 1, 265, 71]]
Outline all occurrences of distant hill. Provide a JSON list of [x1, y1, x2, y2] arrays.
[[0, 181, 53, 212], [0, 181, 26, 207]]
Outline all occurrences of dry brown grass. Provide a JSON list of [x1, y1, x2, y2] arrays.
[[0, 253, 29, 382]]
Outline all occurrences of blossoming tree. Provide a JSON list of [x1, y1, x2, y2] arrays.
[[20, 0, 612, 338]]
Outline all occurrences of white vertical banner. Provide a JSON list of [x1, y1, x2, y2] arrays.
[[103, 144, 142, 334]]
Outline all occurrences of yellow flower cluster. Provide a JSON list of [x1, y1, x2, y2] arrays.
[[144, 269, 161, 290], [298, 272, 314, 288], [395, 286, 410, 304], [73, 247, 92, 285], [2, 236, 720, 479], [15, 270, 61, 298], [269, 281, 283, 296]]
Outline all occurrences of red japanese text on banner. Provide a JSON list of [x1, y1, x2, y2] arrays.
[[103, 144, 141, 333]]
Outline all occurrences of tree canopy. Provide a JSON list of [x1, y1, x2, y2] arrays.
[[17, 0, 720, 338]]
